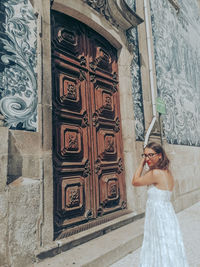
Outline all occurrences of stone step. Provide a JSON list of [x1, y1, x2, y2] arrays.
[[34, 214, 144, 267]]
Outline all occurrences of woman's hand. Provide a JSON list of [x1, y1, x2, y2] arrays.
[[140, 157, 146, 168], [132, 157, 146, 186], [132, 157, 158, 187]]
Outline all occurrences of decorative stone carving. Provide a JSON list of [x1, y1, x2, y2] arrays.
[[83, 0, 143, 30], [83, 0, 119, 28]]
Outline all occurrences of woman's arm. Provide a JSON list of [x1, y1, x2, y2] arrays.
[[132, 159, 158, 186]]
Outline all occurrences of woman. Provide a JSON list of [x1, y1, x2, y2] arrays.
[[132, 142, 188, 267]]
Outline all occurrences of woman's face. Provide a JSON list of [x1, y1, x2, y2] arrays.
[[143, 147, 161, 168]]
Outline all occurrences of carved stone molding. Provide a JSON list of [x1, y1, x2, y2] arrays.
[[83, 0, 143, 30]]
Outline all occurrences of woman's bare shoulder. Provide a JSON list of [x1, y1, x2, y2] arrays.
[[152, 169, 174, 180], [153, 169, 174, 189], [152, 169, 166, 176]]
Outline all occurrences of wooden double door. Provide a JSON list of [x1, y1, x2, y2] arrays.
[[51, 11, 127, 239]]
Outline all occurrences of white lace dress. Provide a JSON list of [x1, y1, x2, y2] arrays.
[[139, 185, 188, 267]]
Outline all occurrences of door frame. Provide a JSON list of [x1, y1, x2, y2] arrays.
[[51, 11, 128, 239], [39, 0, 139, 246]]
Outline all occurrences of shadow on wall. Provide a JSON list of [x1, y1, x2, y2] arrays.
[[7, 131, 23, 184]]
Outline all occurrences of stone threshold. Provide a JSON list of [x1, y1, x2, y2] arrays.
[[35, 211, 144, 263]]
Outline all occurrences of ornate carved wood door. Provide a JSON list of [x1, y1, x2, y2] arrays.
[[51, 11, 127, 239]]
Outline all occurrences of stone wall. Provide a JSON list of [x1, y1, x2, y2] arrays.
[[0, 128, 9, 267], [0, 128, 41, 267], [0, 2, 41, 264], [165, 144, 200, 213]]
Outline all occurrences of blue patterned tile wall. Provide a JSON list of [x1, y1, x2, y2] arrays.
[[150, 0, 200, 146], [127, 28, 145, 141], [0, 0, 37, 131], [126, 0, 145, 141]]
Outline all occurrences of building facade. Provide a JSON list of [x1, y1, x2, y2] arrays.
[[0, 0, 200, 266]]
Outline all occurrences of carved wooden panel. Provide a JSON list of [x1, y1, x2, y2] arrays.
[[53, 62, 87, 114], [100, 174, 120, 208], [59, 177, 84, 212], [59, 124, 83, 158], [98, 130, 117, 161], [52, 11, 126, 239]]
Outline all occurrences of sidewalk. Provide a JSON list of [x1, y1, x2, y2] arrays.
[[110, 201, 200, 267]]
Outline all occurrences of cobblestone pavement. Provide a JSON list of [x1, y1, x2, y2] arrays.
[[110, 201, 200, 267]]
